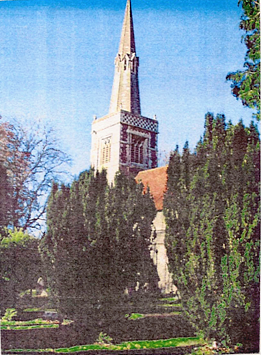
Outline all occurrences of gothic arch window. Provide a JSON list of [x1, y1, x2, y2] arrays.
[[101, 137, 111, 165], [131, 135, 145, 164]]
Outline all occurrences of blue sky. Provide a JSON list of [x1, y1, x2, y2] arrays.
[[0, 0, 254, 176]]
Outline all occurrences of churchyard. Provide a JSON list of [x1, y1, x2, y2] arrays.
[[0, 0, 259, 352], [1, 290, 206, 354]]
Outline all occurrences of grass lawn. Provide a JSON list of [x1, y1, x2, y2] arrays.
[[127, 311, 182, 320], [22, 308, 57, 312], [23, 308, 43, 312], [2, 294, 195, 352], [159, 297, 178, 302], [158, 303, 182, 308], [5, 336, 204, 353], [127, 313, 144, 320], [20, 289, 38, 297], [1, 324, 59, 330], [1, 319, 72, 330]]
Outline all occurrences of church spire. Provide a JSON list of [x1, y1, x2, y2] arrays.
[[91, 0, 158, 182], [118, 0, 136, 56], [109, 0, 141, 115]]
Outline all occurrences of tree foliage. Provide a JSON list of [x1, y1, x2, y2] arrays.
[[0, 162, 13, 230], [164, 113, 260, 350], [226, 0, 260, 120], [0, 229, 42, 312], [0, 119, 70, 231], [40, 170, 158, 323]]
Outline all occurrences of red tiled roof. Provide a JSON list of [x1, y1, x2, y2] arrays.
[[135, 166, 168, 211]]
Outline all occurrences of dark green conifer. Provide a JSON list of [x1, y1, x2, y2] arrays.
[[41, 169, 157, 323], [164, 115, 260, 350]]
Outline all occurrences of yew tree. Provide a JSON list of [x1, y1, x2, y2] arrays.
[[164, 114, 260, 350], [0, 229, 42, 312], [40, 170, 158, 323]]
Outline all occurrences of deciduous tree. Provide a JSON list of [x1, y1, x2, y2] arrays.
[[0, 119, 70, 231]]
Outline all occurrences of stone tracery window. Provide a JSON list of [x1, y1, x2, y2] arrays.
[[131, 135, 145, 164], [101, 137, 111, 164]]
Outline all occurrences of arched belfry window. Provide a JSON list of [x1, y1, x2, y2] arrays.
[[131, 135, 145, 164], [101, 137, 111, 164]]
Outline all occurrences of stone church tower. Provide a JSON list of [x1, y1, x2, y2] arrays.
[[90, 0, 174, 293], [90, 0, 158, 183]]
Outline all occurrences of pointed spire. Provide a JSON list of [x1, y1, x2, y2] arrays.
[[109, 0, 141, 115], [118, 0, 136, 56]]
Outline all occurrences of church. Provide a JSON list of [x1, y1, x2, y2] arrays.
[[90, 0, 174, 293]]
